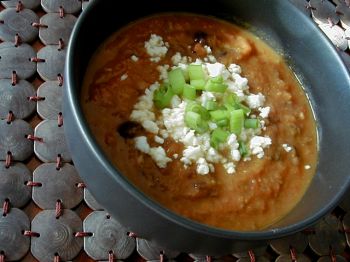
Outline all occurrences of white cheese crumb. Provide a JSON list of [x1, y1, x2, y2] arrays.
[[120, 73, 128, 81], [206, 147, 221, 163], [157, 64, 170, 80], [249, 136, 272, 158], [259, 106, 270, 118], [282, 143, 293, 153], [142, 120, 159, 134], [196, 157, 210, 175], [130, 110, 155, 122], [170, 95, 181, 108], [207, 55, 216, 63], [228, 64, 242, 74], [134, 136, 150, 154], [204, 45, 212, 54], [231, 149, 241, 162], [171, 52, 182, 65], [224, 162, 236, 174], [154, 135, 164, 144], [208, 122, 218, 130], [246, 93, 266, 109], [144, 34, 168, 62], [173, 153, 178, 159], [205, 62, 225, 77], [227, 134, 239, 150], [181, 146, 203, 165], [131, 55, 139, 62], [304, 165, 311, 170], [149, 147, 172, 168]]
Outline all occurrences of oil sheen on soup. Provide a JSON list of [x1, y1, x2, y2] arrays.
[[81, 14, 318, 231]]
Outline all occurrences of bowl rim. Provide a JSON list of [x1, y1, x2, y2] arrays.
[[66, 0, 350, 240]]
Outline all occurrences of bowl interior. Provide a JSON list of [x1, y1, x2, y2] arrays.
[[67, 0, 350, 237]]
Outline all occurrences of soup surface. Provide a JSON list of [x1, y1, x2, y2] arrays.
[[81, 14, 317, 230]]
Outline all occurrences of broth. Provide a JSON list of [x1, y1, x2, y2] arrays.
[[81, 14, 317, 231]]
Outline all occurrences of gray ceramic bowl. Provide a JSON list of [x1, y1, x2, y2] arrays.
[[64, 0, 350, 254]]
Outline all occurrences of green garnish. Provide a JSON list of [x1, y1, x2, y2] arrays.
[[153, 83, 174, 109], [185, 111, 209, 134], [244, 118, 260, 129], [229, 109, 244, 135], [183, 84, 196, 100], [168, 68, 185, 94]]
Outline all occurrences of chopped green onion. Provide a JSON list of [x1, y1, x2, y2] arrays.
[[190, 79, 206, 90], [185, 111, 208, 134], [205, 78, 228, 93], [216, 119, 229, 127], [238, 103, 251, 116], [168, 68, 185, 95], [229, 109, 244, 134], [210, 128, 229, 149], [153, 83, 174, 109], [188, 64, 205, 80], [210, 110, 229, 122], [223, 93, 239, 110], [244, 118, 260, 129], [183, 84, 196, 100], [211, 75, 224, 83], [186, 102, 210, 120], [204, 100, 218, 111], [239, 141, 249, 157]]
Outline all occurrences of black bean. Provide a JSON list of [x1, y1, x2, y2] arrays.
[[117, 121, 144, 139]]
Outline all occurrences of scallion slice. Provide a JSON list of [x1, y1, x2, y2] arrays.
[[210, 128, 229, 149], [210, 110, 229, 122], [229, 109, 244, 134], [185, 111, 209, 134], [153, 83, 174, 109], [205, 78, 228, 93], [190, 79, 206, 90], [244, 118, 260, 129], [188, 64, 205, 80], [168, 68, 185, 95], [186, 102, 210, 120], [204, 100, 218, 111], [239, 141, 249, 157], [183, 84, 196, 100]]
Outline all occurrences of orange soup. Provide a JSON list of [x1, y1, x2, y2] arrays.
[[81, 14, 318, 231]]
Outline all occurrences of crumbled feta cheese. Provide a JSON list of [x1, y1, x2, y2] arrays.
[[134, 136, 150, 154], [246, 93, 265, 109], [208, 122, 218, 130], [206, 147, 221, 163], [232, 74, 248, 90], [157, 64, 170, 80], [231, 149, 241, 162], [304, 165, 311, 170], [207, 55, 216, 63], [282, 144, 293, 152], [182, 130, 198, 146], [154, 135, 164, 144], [259, 106, 270, 118], [196, 157, 210, 175], [173, 153, 178, 159], [120, 73, 128, 81], [204, 45, 212, 54], [205, 62, 225, 77], [144, 34, 168, 62], [200, 91, 216, 107], [171, 52, 182, 65], [224, 162, 236, 174], [160, 129, 169, 139], [170, 95, 181, 108], [149, 147, 172, 168], [249, 136, 272, 158], [228, 64, 242, 74], [181, 146, 203, 163], [142, 120, 159, 134], [131, 55, 139, 62], [130, 110, 155, 122], [227, 134, 239, 150]]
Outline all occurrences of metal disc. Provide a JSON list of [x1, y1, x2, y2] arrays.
[[32, 163, 83, 209], [289, 0, 311, 17], [336, 4, 350, 30], [0, 79, 36, 119], [0, 208, 30, 261], [34, 119, 71, 162], [0, 42, 36, 79], [37, 81, 62, 120], [275, 254, 310, 262], [39, 13, 77, 45], [37, 45, 66, 81], [237, 257, 269, 262], [0, 161, 31, 207], [270, 232, 308, 254], [318, 24, 347, 51], [309, 214, 347, 256], [1, 0, 41, 9], [136, 238, 180, 260], [41, 0, 82, 14], [84, 188, 104, 211], [31, 209, 83, 262], [232, 246, 266, 258], [317, 255, 347, 262], [343, 212, 350, 247], [310, 0, 340, 25], [84, 211, 135, 260], [0, 119, 33, 161], [0, 8, 39, 42]]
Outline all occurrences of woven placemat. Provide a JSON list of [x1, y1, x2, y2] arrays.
[[0, 0, 349, 261]]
